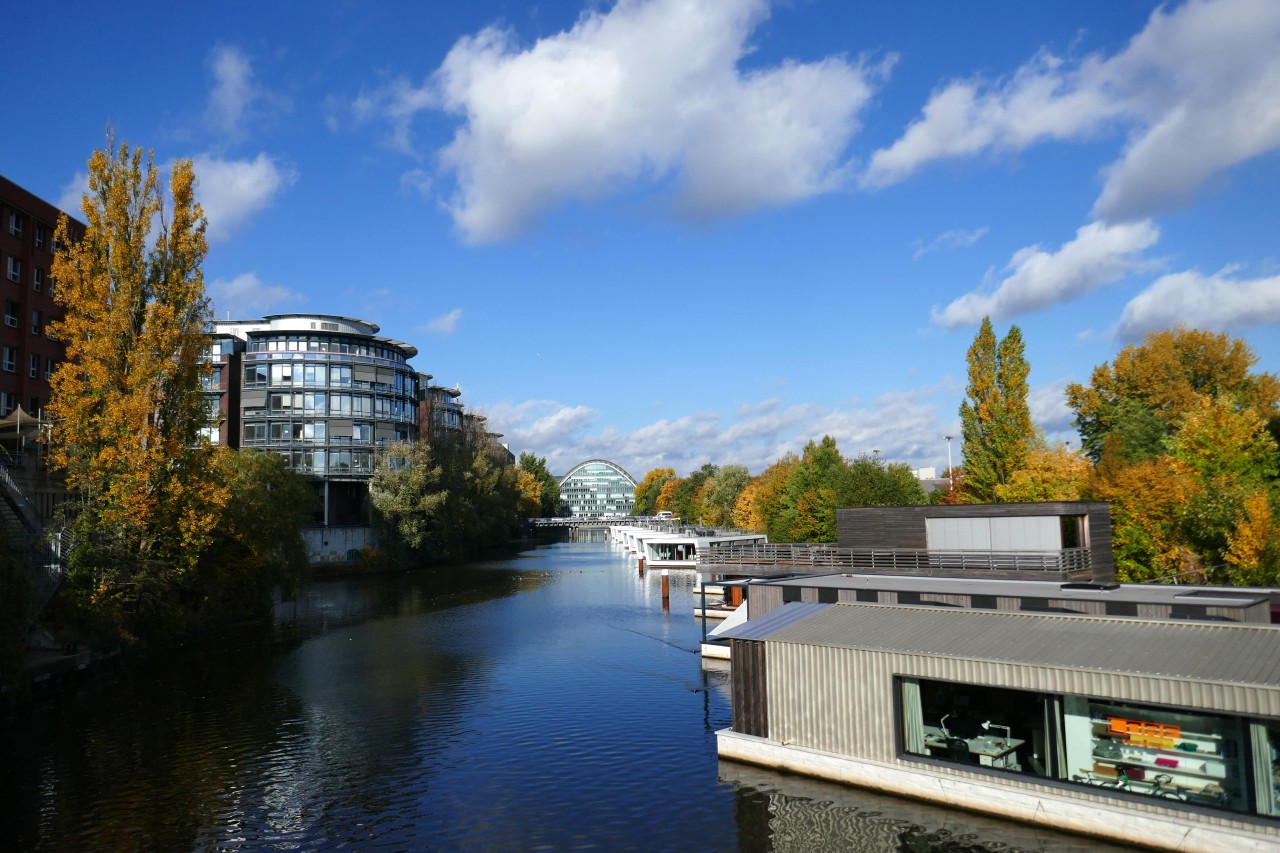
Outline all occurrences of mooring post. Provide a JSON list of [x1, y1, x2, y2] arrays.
[[638, 557, 645, 577], [661, 568, 669, 600]]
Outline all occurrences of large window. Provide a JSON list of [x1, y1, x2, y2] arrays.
[[900, 677, 1275, 818]]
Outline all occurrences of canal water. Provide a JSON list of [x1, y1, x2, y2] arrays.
[[0, 540, 1130, 851]]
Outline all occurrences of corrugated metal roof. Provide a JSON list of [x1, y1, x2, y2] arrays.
[[721, 602, 831, 641], [747, 603, 1280, 688]]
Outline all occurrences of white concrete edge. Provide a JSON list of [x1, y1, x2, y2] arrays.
[[715, 730, 1279, 853]]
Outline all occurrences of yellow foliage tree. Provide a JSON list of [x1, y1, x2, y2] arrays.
[[995, 444, 1090, 503], [515, 469, 543, 518], [48, 137, 229, 628], [1224, 492, 1280, 586]]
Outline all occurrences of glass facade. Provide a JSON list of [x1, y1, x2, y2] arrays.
[[900, 676, 1278, 819], [213, 316, 419, 479], [558, 460, 637, 517]]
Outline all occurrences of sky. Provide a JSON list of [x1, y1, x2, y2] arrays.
[[4, 0, 1279, 479]]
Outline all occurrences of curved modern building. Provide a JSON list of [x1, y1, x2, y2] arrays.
[[210, 314, 420, 526], [558, 459, 637, 517]]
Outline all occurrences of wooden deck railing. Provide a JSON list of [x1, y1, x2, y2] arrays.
[[700, 543, 1093, 576]]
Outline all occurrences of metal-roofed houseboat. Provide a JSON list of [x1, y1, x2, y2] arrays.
[[717, 602, 1280, 852]]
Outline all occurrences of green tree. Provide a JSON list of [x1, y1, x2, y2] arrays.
[[371, 415, 519, 562], [517, 452, 561, 517], [733, 456, 796, 534], [958, 317, 1034, 503], [47, 137, 228, 639], [779, 437, 850, 542], [702, 464, 750, 527], [844, 454, 928, 507], [1066, 327, 1280, 463], [632, 467, 676, 516], [673, 463, 718, 523], [192, 449, 313, 621]]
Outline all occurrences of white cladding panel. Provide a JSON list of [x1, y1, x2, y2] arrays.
[[926, 516, 1060, 550], [990, 516, 1060, 550], [925, 518, 990, 550]]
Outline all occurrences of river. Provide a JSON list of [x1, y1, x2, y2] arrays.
[[0, 539, 1129, 851]]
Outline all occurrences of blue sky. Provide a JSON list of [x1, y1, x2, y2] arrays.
[[5, 0, 1279, 478]]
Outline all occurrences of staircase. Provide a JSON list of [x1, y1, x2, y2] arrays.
[[0, 462, 68, 634]]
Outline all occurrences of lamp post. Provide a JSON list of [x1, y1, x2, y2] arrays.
[[944, 435, 954, 487]]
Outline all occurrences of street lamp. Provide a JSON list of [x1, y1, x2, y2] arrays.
[[944, 435, 954, 487]]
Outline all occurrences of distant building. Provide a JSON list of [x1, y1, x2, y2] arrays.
[[209, 314, 421, 529], [558, 459, 637, 517], [0, 176, 81, 419]]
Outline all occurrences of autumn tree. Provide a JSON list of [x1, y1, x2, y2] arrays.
[[995, 442, 1090, 503], [48, 138, 229, 636], [778, 437, 850, 542], [673, 463, 718, 523], [632, 467, 676, 516], [1066, 327, 1280, 463], [958, 317, 1034, 503], [516, 452, 561, 517], [733, 456, 796, 533]]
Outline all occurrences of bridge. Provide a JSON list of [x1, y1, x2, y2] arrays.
[[529, 516, 676, 529]]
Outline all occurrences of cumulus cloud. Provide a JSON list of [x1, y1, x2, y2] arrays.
[[191, 153, 298, 242], [355, 0, 885, 242], [912, 226, 989, 260], [864, 0, 1280, 220], [208, 272, 303, 319], [1028, 378, 1077, 436], [1115, 268, 1280, 339], [422, 308, 463, 335], [204, 45, 291, 141], [932, 220, 1159, 327]]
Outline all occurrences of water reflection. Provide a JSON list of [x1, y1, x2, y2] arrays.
[[722, 762, 1132, 852], [1, 543, 1124, 851]]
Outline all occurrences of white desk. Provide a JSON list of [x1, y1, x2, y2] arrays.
[[923, 726, 1024, 769]]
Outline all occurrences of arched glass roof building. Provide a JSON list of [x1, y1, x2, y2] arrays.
[[559, 460, 637, 518]]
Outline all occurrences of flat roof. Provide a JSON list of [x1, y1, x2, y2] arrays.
[[722, 603, 1280, 688], [758, 573, 1273, 608]]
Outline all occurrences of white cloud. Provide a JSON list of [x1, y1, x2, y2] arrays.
[[57, 172, 88, 217], [208, 272, 303, 319], [358, 0, 885, 242], [488, 389, 958, 479], [191, 153, 298, 243], [1028, 378, 1076, 436], [204, 45, 291, 141], [422, 307, 463, 335], [932, 220, 1159, 327], [400, 168, 432, 198], [912, 226, 989, 260], [864, 0, 1280, 220], [1115, 268, 1280, 339]]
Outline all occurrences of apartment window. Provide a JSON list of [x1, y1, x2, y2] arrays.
[[7, 256, 21, 282], [8, 211, 22, 238], [44, 358, 54, 381], [2, 346, 16, 372], [29, 397, 38, 415], [29, 353, 38, 378], [31, 310, 41, 335], [0, 392, 14, 417], [34, 225, 46, 250], [4, 301, 16, 327], [33, 268, 42, 292]]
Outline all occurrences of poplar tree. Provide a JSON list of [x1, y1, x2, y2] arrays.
[[48, 137, 229, 626], [958, 317, 1033, 503]]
